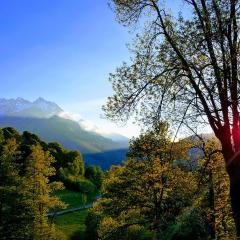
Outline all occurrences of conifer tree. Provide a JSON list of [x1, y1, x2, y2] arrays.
[[21, 144, 65, 240], [0, 138, 28, 239]]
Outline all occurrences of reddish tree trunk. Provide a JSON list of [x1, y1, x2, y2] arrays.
[[228, 160, 240, 238], [221, 139, 240, 238]]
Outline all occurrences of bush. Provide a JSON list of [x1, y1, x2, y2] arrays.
[[126, 225, 154, 240], [76, 178, 95, 193], [85, 165, 103, 189], [59, 168, 95, 193], [163, 208, 209, 240]]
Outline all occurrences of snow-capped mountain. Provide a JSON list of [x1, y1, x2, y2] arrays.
[[0, 97, 63, 118], [0, 97, 129, 169], [0, 98, 128, 143]]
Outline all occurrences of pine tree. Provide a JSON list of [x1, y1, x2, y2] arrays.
[[21, 144, 65, 240], [0, 138, 28, 239]]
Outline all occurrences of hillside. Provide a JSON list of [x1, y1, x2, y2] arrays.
[[84, 148, 128, 170], [0, 115, 126, 153]]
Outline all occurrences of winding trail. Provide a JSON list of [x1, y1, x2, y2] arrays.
[[48, 195, 101, 217], [48, 204, 93, 217]]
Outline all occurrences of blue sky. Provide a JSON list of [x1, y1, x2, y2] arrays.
[[0, 0, 188, 137]]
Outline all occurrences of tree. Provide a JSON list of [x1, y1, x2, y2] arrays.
[[0, 138, 29, 239], [92, 126, 199, 239], [103, 0, 240, 236], [48, 142, 85, 182], [22, 144, 65, 239], [85, 165, 104, 189], [199, 138, 235, 239]]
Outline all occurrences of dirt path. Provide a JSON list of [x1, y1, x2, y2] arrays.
[[48, 195, 101, 217], [48, 204, 93, 217]]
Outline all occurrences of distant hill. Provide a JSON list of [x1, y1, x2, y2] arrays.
[[178, 133, 217, 170], [84, 149, 128, 170], [0, 115, 127, 153], [184, 133, 215, 142], [0, 97, 129, 169]]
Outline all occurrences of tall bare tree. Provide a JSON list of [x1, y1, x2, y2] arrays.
[[103, 0, 240, 236]]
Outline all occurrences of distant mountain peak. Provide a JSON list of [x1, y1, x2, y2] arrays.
[[32, 97, 63, 112], [16, 97, 27, 101], [34, 97, 45, 102], [0, 97, 129, 168], [34, 97, 56, 104], [0, 97, 62, 118], [0, 97, 129, 145]]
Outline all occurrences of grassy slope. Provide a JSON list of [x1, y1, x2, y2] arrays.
[[53, 189, 96, 239], [54, 210, 89, 240], [54, 189, 97, 209]]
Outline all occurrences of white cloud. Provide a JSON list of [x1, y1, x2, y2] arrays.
[[60, 98, 140, 138], [58, 109, 140, 138], [58, 111, 83, 122]]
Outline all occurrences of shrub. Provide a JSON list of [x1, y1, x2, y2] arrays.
[[59, 168, 95, 193]]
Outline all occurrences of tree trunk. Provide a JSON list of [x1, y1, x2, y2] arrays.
[[229, 167, 240, 238], [221, 135, 240, 238], [224, 152, 240, 238]]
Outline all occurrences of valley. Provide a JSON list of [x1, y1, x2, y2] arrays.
[[0, 98, 129, 169]]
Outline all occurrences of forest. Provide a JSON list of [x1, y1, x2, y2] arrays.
[[85, 123, 235, 240], [0, 127, 103, 239], [0, 124, 236, 239]]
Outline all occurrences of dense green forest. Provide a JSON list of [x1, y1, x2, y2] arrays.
[[0, 124, 236, 239], [0, 127, 103, 239]]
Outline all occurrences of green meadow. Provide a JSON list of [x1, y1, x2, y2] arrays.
[[53, 189, 97, 240]]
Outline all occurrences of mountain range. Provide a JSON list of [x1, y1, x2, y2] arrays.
[[0, 97, 62, 118], [0, 97, 129, 169]]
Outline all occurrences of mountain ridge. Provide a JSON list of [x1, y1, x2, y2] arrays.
[[0, 97, 128, 141], [0, 97, 128, 168], [0, 97, 63, 118]]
